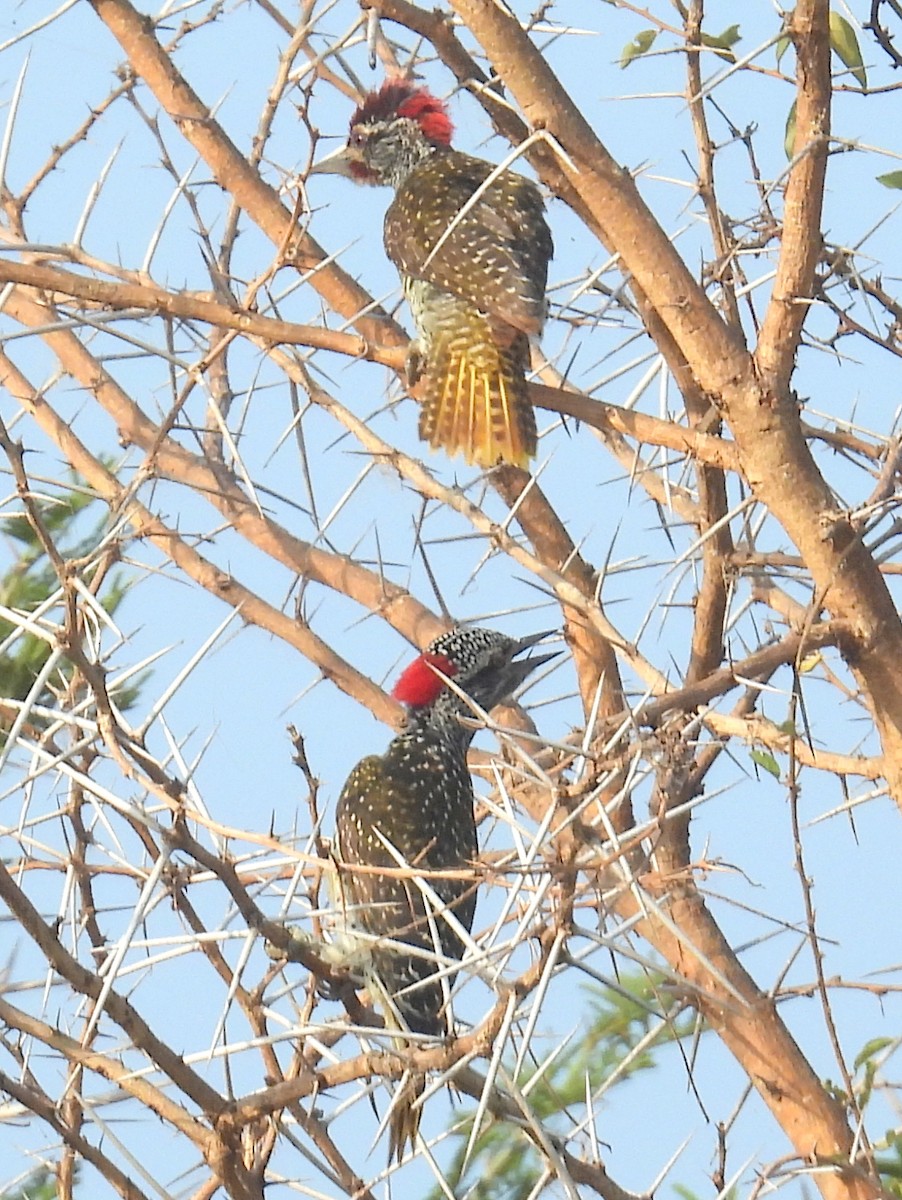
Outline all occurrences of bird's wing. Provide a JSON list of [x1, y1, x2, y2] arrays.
[[334, 750, 476, 949], [334, 756, 412, 914], [334, 756, 457, 1034], [385, 152, 553, 337]]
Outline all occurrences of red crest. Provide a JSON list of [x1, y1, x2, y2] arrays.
[[392, 652, 457, 707], [351, 81, 453, 147]]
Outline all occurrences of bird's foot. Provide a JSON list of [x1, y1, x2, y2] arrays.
[[404, 341, 425, 389], [264, 924, 317, 965], [316, 975, 348, 1002], [266, 925, 364, 1002]]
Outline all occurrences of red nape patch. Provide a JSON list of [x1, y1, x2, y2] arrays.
[[392, 652, 457, 707], [352, 81, 453, 147], [396, 90, 453, 146]]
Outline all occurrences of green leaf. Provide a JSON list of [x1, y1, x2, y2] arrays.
[[619, 29, 657, 68], [701, 24, 741, 62], [877, 1139, 902, 1180], [877, 171, 902, 190], [750, 749, 781, 778], [775, 33, 791, 69], [0, 1167, 60, 1200], [830, 10, 867, 88], [0, 476, 145, 724], [428, 973, 696, 1200], [854, 1037, 893, 1071], [777, 719, 797, 736], [784, 98, 797, 159]]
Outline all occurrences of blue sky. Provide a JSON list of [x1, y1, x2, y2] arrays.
[[1, 1, 902, 1196]]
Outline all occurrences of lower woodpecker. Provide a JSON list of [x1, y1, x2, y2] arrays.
[[334, 626, 555, 1158]]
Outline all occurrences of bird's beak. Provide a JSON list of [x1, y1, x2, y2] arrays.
[[508, 630, 560, 683], [308, 143, 359, 177]]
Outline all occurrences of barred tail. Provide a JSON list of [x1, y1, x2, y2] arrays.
[[418, 325, 537, 469], [368, 950, 439, 1163], [388, 1072, 426, 1163]]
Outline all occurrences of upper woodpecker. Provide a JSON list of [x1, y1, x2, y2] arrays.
[[313, 81, 553, 470], [334, 626, 554, 1156]]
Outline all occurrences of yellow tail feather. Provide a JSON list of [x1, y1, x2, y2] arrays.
[[418, 329, 536, 468]]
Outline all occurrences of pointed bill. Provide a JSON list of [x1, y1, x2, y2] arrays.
[[308, 143, 360, 177]]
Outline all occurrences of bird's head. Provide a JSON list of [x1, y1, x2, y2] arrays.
[[311, 81, 453, 188], [393, 627, 557, 734]]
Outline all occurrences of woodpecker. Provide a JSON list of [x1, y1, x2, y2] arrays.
[[313, 81, 553, 469], [334, 626, 554, 1156]]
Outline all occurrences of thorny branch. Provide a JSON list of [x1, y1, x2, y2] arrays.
[[1, 1, 900, 1198]]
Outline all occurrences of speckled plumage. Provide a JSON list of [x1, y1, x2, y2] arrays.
[[319, 82, 553, 468], [334, 724, 477, 1035], [334, 627, 553, 1034], [333, 626, 554, 1159], [386, 149, 550, 340]]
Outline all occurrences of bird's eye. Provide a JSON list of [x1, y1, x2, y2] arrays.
[[350, 129, 367, 148]]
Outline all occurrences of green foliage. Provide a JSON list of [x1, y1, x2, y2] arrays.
[[829, 10, 867, 89], [0, 477, 141, 719], [876, 1137, 902, 1200], [0, 1167, 58, 1200], [673, 1186, 737, 1200], [750, 748, 781, 779], [779, 10, 867, 88], [619, 30, 657, 69], [618, 22, 739, 69], [854, 1038, 894, 1071], [784, 99, 798, 160], [784, 10, 867, 163], [700, 25, 740, 63], [429, 975, 694, 1200], [852, 1037, 894, 1111], [825, 1037, 897, 1135], [877, 172, 902, 190]]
